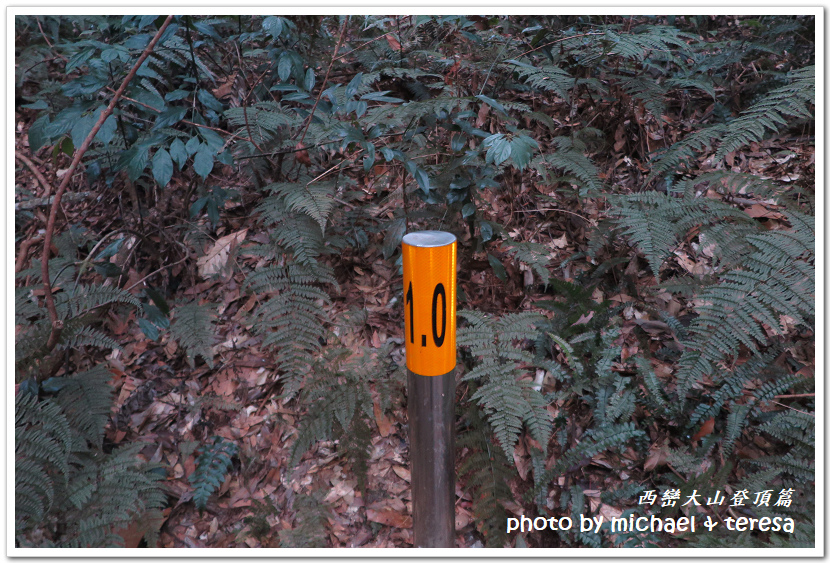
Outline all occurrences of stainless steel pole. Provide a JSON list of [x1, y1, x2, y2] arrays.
[[401, 230, 457, 548], [408, 368, 455, 547]]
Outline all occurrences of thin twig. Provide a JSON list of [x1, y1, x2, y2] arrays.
[[773, 393, 815, 399], [513, 206, 592, 222], [771, 401, 814, 417], [36, 17, 68, 62], [40, 15, 175, 353], [16, 234, 44, 274], [16, 151, 54, 198], [124, 255, 190, 293], [333, 31, 392, 62], [299, 19, 348, 145], [515, 32, 603, 59]]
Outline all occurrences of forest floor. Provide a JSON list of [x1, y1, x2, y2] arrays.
[[13, 16, 815, 549]]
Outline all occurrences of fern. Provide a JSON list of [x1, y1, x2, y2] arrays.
[[287, 345, 396, 476], [170, 303, 217, 368], [503, 239, 551, 286], [531, 136, 604, 196], [650, 65, 814, 179], [676, 218, 814, 400], [278, 493, 330, 548], [265, 179, 338, 233], [458, 311, 552, 457], [715, 65, 814, 160], [457, 405, 514, 547], [504, 59, 575, 99], [16, 367, 165, 547], [536, 422, 645, 494], [245, 263, 333, 396], [190, 436, 237, 512]]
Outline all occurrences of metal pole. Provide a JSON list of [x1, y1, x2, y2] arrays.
[[408, 368, 455, 547], [401, 231, 457, 548]]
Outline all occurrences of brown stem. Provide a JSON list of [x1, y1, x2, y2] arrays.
[[299, 19, 348, 145], [16, 151, 54, 198], [16, 234, 44, 274], [41, 15, 175, 352], [37, 17, 68, 62]]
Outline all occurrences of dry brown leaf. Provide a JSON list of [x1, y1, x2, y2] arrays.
[[385, 34, 401, 51], [197, 229, 247, 278], [373, 400, 392, 437], [392, 465, 410, 482], [691, 417, 715, 444], [366, 507, 412, 529], [644, 442, 669, 471]]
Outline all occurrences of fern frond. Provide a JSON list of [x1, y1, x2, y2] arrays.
[[531, 136, 604, 196], [170, 303, 217, 368], [504, 59, 575, 99], [190, 437, 237, 512], [266, 179, 337, 232], [715, 65, 814, 161]]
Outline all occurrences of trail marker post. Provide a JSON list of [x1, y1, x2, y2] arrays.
[[402, 231, 457, 548]]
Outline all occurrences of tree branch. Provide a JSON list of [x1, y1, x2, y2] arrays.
[[40, 15, 175, 352]]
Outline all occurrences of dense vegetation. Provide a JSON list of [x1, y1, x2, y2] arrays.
[[14, 14, 814, 548]]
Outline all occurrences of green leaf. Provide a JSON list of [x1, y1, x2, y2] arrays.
[[100, 48, 119, 63], [360, 91, 404, 103], [152, 149, 174, 187], [70, 113, 97, 148], [487, 254, 508, 281], [95, 237, 125, 260], [304, 68, 316, 92], [346, 72, 363, 98], [383, 218, 407, 260], [97, 115, 117, 144], [144, 286, 170, 316], [58, 136, 74, 157], [127, 143, 151, 181], [509, 134, 538, 170], [143, 304, 170, 329], [28, 115, 51, 153], [153, 106, 188, 130], [185, 135, 200, 156], [414, 168, 431, 194], [65, 47, 95, 73], [476, 94, 507, 116], [169, 138, 187, 168], [363, 142, 376, 172], [263, 16, 285, 40], [484, 134, 511, 165], [278, 54, 292, 82], [93, 262, 123, 278], [480, 221, 494, 242], [193, 147, 214, 179], [45, 106, 83, 139], [21, 100, 49, 110], [138, 318, 160, 341], [462, 202, 476, 218]]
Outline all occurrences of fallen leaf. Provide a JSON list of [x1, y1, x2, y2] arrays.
[[373, 400, 392, 437], [385, 34, 401, 51], [197, 229, 247, 278], [691, 417, 715, 444], [366, 507, 412, 529], [392, 465, 410, 482], [571, 310, 594, 326]]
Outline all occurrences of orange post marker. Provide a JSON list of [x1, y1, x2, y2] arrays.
[[402, 231, 457, 376]]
